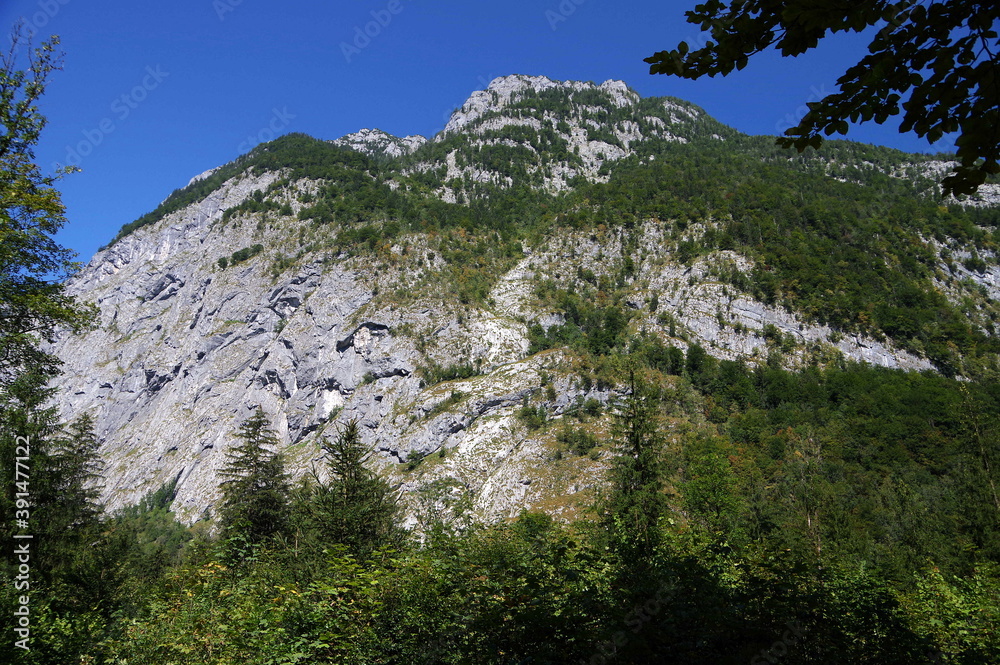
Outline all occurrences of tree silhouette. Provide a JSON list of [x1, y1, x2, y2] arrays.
[[303, 419, 402, 557]]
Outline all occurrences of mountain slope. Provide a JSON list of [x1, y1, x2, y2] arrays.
[[50, 75, 1000, 524]]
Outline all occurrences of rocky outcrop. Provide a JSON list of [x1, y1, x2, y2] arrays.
[[50, 201, 934, 525], [424, 74, 714, 195], [330, 128, 427, 159]]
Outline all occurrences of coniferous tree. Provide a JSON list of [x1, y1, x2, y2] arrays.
[[0, 379, 113, 664], [1, 379, 106, 572], [50, 413, 104, 528], [218, 407, 290, 546], [301, 419, 402, 557], [602, 371, 668, 562]]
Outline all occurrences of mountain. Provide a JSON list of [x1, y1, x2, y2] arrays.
[[49, 74, 1000, 525]]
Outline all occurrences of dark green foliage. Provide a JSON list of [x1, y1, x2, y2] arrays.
[[517, 400, 548, 431], [218, 408, 290, 547], [681, 433, 742, 538], [0, 376, 131, 665], [222, 188, 282, 222], [1, 392, 106, 586], [693, 360, 1000, 578], [603, 372, 669, 561], [107, 134, 378, 244], [296, 419, 402, 558], [405, 449, 427, 471], [229, 243, 263, 266], [647, 0, 1000, 196], [112, 479, 196, 575], [17, 363, 1000, 663], [685, 342, 716, 388], [45, 413, 105, 540], [557, 424, 598, 456], [574, 138, 1000, 373], [418, 360, 481, 386], [632, 334, 686, 375], [528, 288, 633, 356]]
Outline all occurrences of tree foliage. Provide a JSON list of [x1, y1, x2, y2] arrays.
[[646, 0, 1000, 196], [603, 371, 669, 561], [0, 26, 92, 386], [218, 407, 290, 547], [298, 419, 402, 558]]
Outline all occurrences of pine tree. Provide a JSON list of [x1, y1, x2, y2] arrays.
[[0, 381, 114, 664], [50, 413, 105, 528], [302, 419, 401, 557], [218, 408, 290, 546]]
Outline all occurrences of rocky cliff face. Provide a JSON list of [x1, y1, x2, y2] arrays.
[[48, 75, 999, 525], [416, 74, 717, 198], [330, 128, 427, 159]]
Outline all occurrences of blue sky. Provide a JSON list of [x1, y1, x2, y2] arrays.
[[2, 0, 954, 265]]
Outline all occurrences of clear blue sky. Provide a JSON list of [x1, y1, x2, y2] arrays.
[[2, 0, 954, 265]]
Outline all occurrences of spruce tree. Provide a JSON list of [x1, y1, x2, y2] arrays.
[[50, 413, 105, 528], [303, 419, 401, 557], [218, 407, 290, 545], [603, 371, 668, 562]]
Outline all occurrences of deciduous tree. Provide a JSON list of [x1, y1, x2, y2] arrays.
[[646, 0, 1000, 196], [0, 25, 92, 386]]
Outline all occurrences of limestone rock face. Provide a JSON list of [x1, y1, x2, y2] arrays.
[[429, 74, 706, 194], [50, 209, 933, 525], [330, 128, 427, 158]]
